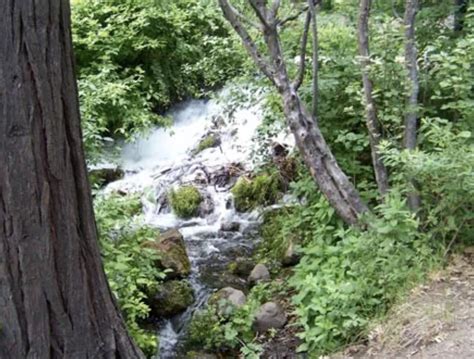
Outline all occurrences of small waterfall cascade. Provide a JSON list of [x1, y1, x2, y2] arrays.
[[102, 87, 293, 358]]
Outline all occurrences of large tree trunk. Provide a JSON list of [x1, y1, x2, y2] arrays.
[[403, 0, 421, 212], [358, 0, 390, 198], [219, 0, 368, 225], [454, 0, 469, 33], [0, 1, 144, 358]]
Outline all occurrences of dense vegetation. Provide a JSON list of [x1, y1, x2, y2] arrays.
[[73, 0, 473, 358]]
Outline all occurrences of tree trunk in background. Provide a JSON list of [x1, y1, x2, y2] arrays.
[[454, 0, 469, 33], [358, 0, 390, 198], [0, 1, 144, 358], [404, 0, 421, 212], [219, 0, 368, 225]]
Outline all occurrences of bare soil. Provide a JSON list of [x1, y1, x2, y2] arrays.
[[330, 248, 474, 359]]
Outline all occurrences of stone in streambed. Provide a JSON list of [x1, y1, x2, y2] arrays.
[[145, 229, 191, 279], [228, 258, 255, 277], [210, 287, 246, 317], [89, 167, 124, 188], [220, 222, 241, 232], [148, 280, 194, 318], [281, 239, 301, 267], [253, 302, 287, 333], [248, 264, 270, 285]]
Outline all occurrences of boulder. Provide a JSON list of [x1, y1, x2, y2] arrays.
[[220, 222, 241, 232], [281, 240, 301, 267], [149, 280, 194, 318], [248, 264, 270, 285], [211, 287, 246, 308], [200, 269, 248, 292], [198, 192, 215, 217], [89, 167, 124, 187], [146, 229, 191, 279], [253, 302, 287, 333], [228, 258, 255, 277], [186, 352, 218, 359]]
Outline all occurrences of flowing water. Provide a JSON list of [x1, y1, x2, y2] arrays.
[[104, 88, 293, 357]]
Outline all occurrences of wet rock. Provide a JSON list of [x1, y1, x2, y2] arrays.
[[228, 258, 255, 277], [198, 192, 215, 217], [253, 302, 287, 333], [185, 352, 218, 359], [149, 280, 194, 318], [248, 264, 270, 285], [200, 269, 248, 292], [193, 133, 221, 155], [210, 287, 246, 309], [210, 163, 244, 188], [271, 142, 289, 158], [220, 222, 240, 232], [281, 240, 301, 267], [89, 167, 124, 187], [146, 229, 191, 279]]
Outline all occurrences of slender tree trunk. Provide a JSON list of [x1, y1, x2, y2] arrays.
[[404, 0, 421, 211], [0, 1, 144, 358], [220, 0, 368, 225], [454, 0, 469, 33], [308, 0, 319, 117], [358, 0, 390, 198]]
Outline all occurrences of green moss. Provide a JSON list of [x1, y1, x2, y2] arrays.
[[149, 280, 194, 317], [169, 186, 202, 219], [231, 173, 282, 212], [194, 134, 220, 155]]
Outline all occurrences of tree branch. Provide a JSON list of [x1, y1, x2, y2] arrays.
[[293, 11, 311, 90], [219, 0, 275, 81], [309, 0, 319, 117], [278, 0, 320, 27], [249, 0, 270, 27]]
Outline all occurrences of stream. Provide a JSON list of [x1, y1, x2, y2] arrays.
[[103, 88, 293, 358]]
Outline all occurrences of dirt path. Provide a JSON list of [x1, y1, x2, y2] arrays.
[[331, 249, 474, 359]]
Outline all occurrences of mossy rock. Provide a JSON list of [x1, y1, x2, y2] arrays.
[[193, 134, 221, 155], [146, 229, 191, 279], [231, 173, 282, 212], [148, 280, 194, 318], [89, 167, 124, 188], [169, 186, 203, 219]]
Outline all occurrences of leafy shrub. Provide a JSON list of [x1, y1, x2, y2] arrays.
[[188, 284, 276, 357], [290, 194, 438, 354], [94, 193, 165, 356], [169, 186, 203, 219], [72, 0, 245, 159], [231, 173, 282, 212]]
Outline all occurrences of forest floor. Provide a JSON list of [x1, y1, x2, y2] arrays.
[[330, 247, 474, 359]]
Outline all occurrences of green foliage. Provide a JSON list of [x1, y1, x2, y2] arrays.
[[188, 283, 277, 357], [72, 0, 244, 158], [169, 186, 203, 219], [290, 193, 438, 355], [381, 118, 474, 245], [94, 193, 165, 356], [231, 172, 282, 212]]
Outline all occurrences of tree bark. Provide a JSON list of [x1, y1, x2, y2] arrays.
[[454, 0, 469, 33], [0, 1, 144, 358], [219, 0, 368, 225], [404, 0, 421, 212], [358, 0, 390, 198]]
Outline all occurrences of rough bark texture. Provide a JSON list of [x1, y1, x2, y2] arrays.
[[308, 0, 319, 117], [0, 1, 145, 358], [404, 0, 421, 212], [219, 0, 368, 225], [358, 0, 390, 197]]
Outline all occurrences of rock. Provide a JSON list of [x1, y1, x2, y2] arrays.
[[198, 192, 215, 217], [146, 229, 191, 279], [228, 258, 255, 277], [211, 287, 246, 308], [89, 167, 124, 187], [248, 264, 270, 285], [253, 302, 287, 333], [220, 222, 241, 232], [149, 280, 194, 318], [281, 240, 301, 267], [193, 133, 221, 155], [186, 352, 218, 359], [271, 142, 289, 158], [200, 269, 248, 292]]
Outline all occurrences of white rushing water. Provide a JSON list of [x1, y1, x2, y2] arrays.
[[105, 87, 293, 358]]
